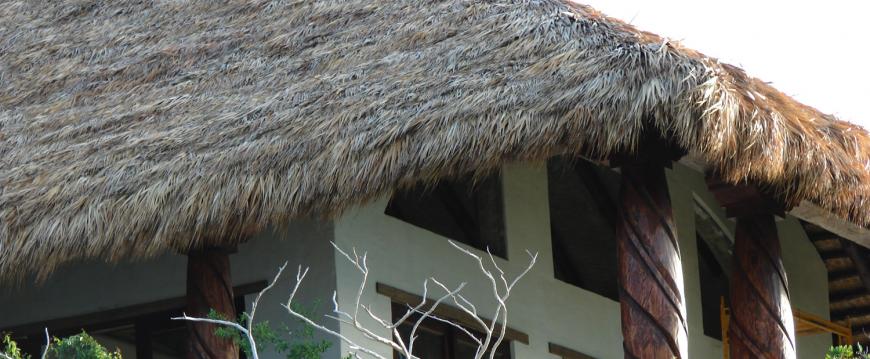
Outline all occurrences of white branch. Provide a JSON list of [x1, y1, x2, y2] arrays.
[[172, 262, 289, 359], [446, 241, 537, 359], [172, 314, 256, 358], [41, 328, 50, 359], [168, 241, 537, 359]]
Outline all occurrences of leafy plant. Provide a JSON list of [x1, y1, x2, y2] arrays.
[[47, 332, 122, 359], [2, 334, 31, 359], [210, 303, 332, 359], [827, 344, 870, 359], [3, 332, 122, 359]]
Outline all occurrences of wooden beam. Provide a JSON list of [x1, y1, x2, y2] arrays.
[[793, 308, 852, 339], [829, 292, 870, 309], [842, 240, 870, 299], [829, 271, 861, 283], [728, 214, 796, 359], [375, 282, 529, 344], [830, 288, 869, 302], [548, 342, 595, 359], [832, 303, 870, 319], [186, 247, 239, 359], [819, 249, 850, 261], [0, 281, 266, 336], [615, 160, 688, 359], [705, 178, 784, 219]]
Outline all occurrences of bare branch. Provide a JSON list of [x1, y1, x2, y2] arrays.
[[172, 313, 256, 358], [168, 241, 537, 359], [407, 281, 466, 356], [41, 328, 50, 359], [249, 262, 288, 331], [173, 313, 249, 333]]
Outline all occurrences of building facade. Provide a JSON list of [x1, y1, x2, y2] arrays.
[[0, 160, 834, 358]]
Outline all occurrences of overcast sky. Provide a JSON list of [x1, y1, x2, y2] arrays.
[[575, 0, 869, 129]]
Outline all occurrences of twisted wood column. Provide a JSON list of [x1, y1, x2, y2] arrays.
[[186, 247, 239, 359], [616, 162, 688, 359], [728, 214, 795, 359]]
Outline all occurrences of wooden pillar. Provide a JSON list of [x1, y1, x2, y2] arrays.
[[186, 247, 239, 359], [616, 160, 688, 359], [728, 213, 796, 359], [135, 318, 153, 359]]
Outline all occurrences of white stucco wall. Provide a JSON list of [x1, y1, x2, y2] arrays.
[[333, 162, 832, 359], [334, 163, 622, 359], [666, 163, 727, 359], [779, 216, 832, 358], [0, 220, 340, 359]]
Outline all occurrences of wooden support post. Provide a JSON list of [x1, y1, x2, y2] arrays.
[[616, 160, 688, 359], [186, 247, 238, 359], [707, 178, 795, 358], [135, 318, 153, 359], [728, 214, 795, 359]]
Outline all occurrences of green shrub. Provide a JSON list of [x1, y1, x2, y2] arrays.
[[2, 334, 31, 359], [828, 344, 870, 359], [210, 303, 331, 359], [3, 332, 121, 359], [3, 301, 332, 359], [47, 332, 122, 359]]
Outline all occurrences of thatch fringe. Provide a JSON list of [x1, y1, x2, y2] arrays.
[[0, 0, 867, 281]]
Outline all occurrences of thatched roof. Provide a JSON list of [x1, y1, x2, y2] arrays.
[[1, 0, 868, 281]]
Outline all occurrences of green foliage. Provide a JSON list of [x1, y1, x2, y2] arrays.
[[3, 332, 122, 359], [829, 345, 855, 359], [211, 303, 332, 359], [2, 334, 31, 359], [47, 332, 122, 359], [827, 344, 870, 359], [4, 302, 337, 359]]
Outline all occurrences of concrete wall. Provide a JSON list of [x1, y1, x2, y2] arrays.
[[667, 163, 727, 359], [333, 162, 832, 358], [779, 216, 832, 358], [334, 163, 623, 359], [0, 220, 340, 359]]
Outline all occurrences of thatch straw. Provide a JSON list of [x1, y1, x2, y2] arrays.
[[0, 0, 867, 281]]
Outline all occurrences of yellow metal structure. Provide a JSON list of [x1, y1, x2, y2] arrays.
[[720, 297, 852, 359]]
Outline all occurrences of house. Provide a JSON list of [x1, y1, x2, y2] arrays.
[[1, 0, 869, 358]]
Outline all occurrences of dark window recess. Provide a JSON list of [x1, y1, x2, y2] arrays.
[[385, 173, 507, 258], [547, 156, 620, 301], [696, 235, 730, 340], [391, 303, 511, 359], [694, 202, 733, 340]]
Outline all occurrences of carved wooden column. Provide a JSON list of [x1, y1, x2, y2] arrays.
[[615, 153, 688, 358], [186, 246, 238, 359], [707, 179, 795, 359], [729, 214, 795, 358]]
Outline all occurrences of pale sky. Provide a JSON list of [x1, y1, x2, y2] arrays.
[[576, 0, 870, 129]]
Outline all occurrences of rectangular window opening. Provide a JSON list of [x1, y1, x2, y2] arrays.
[[385, 172, 507, 258], [547, 156, 620, 301]]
